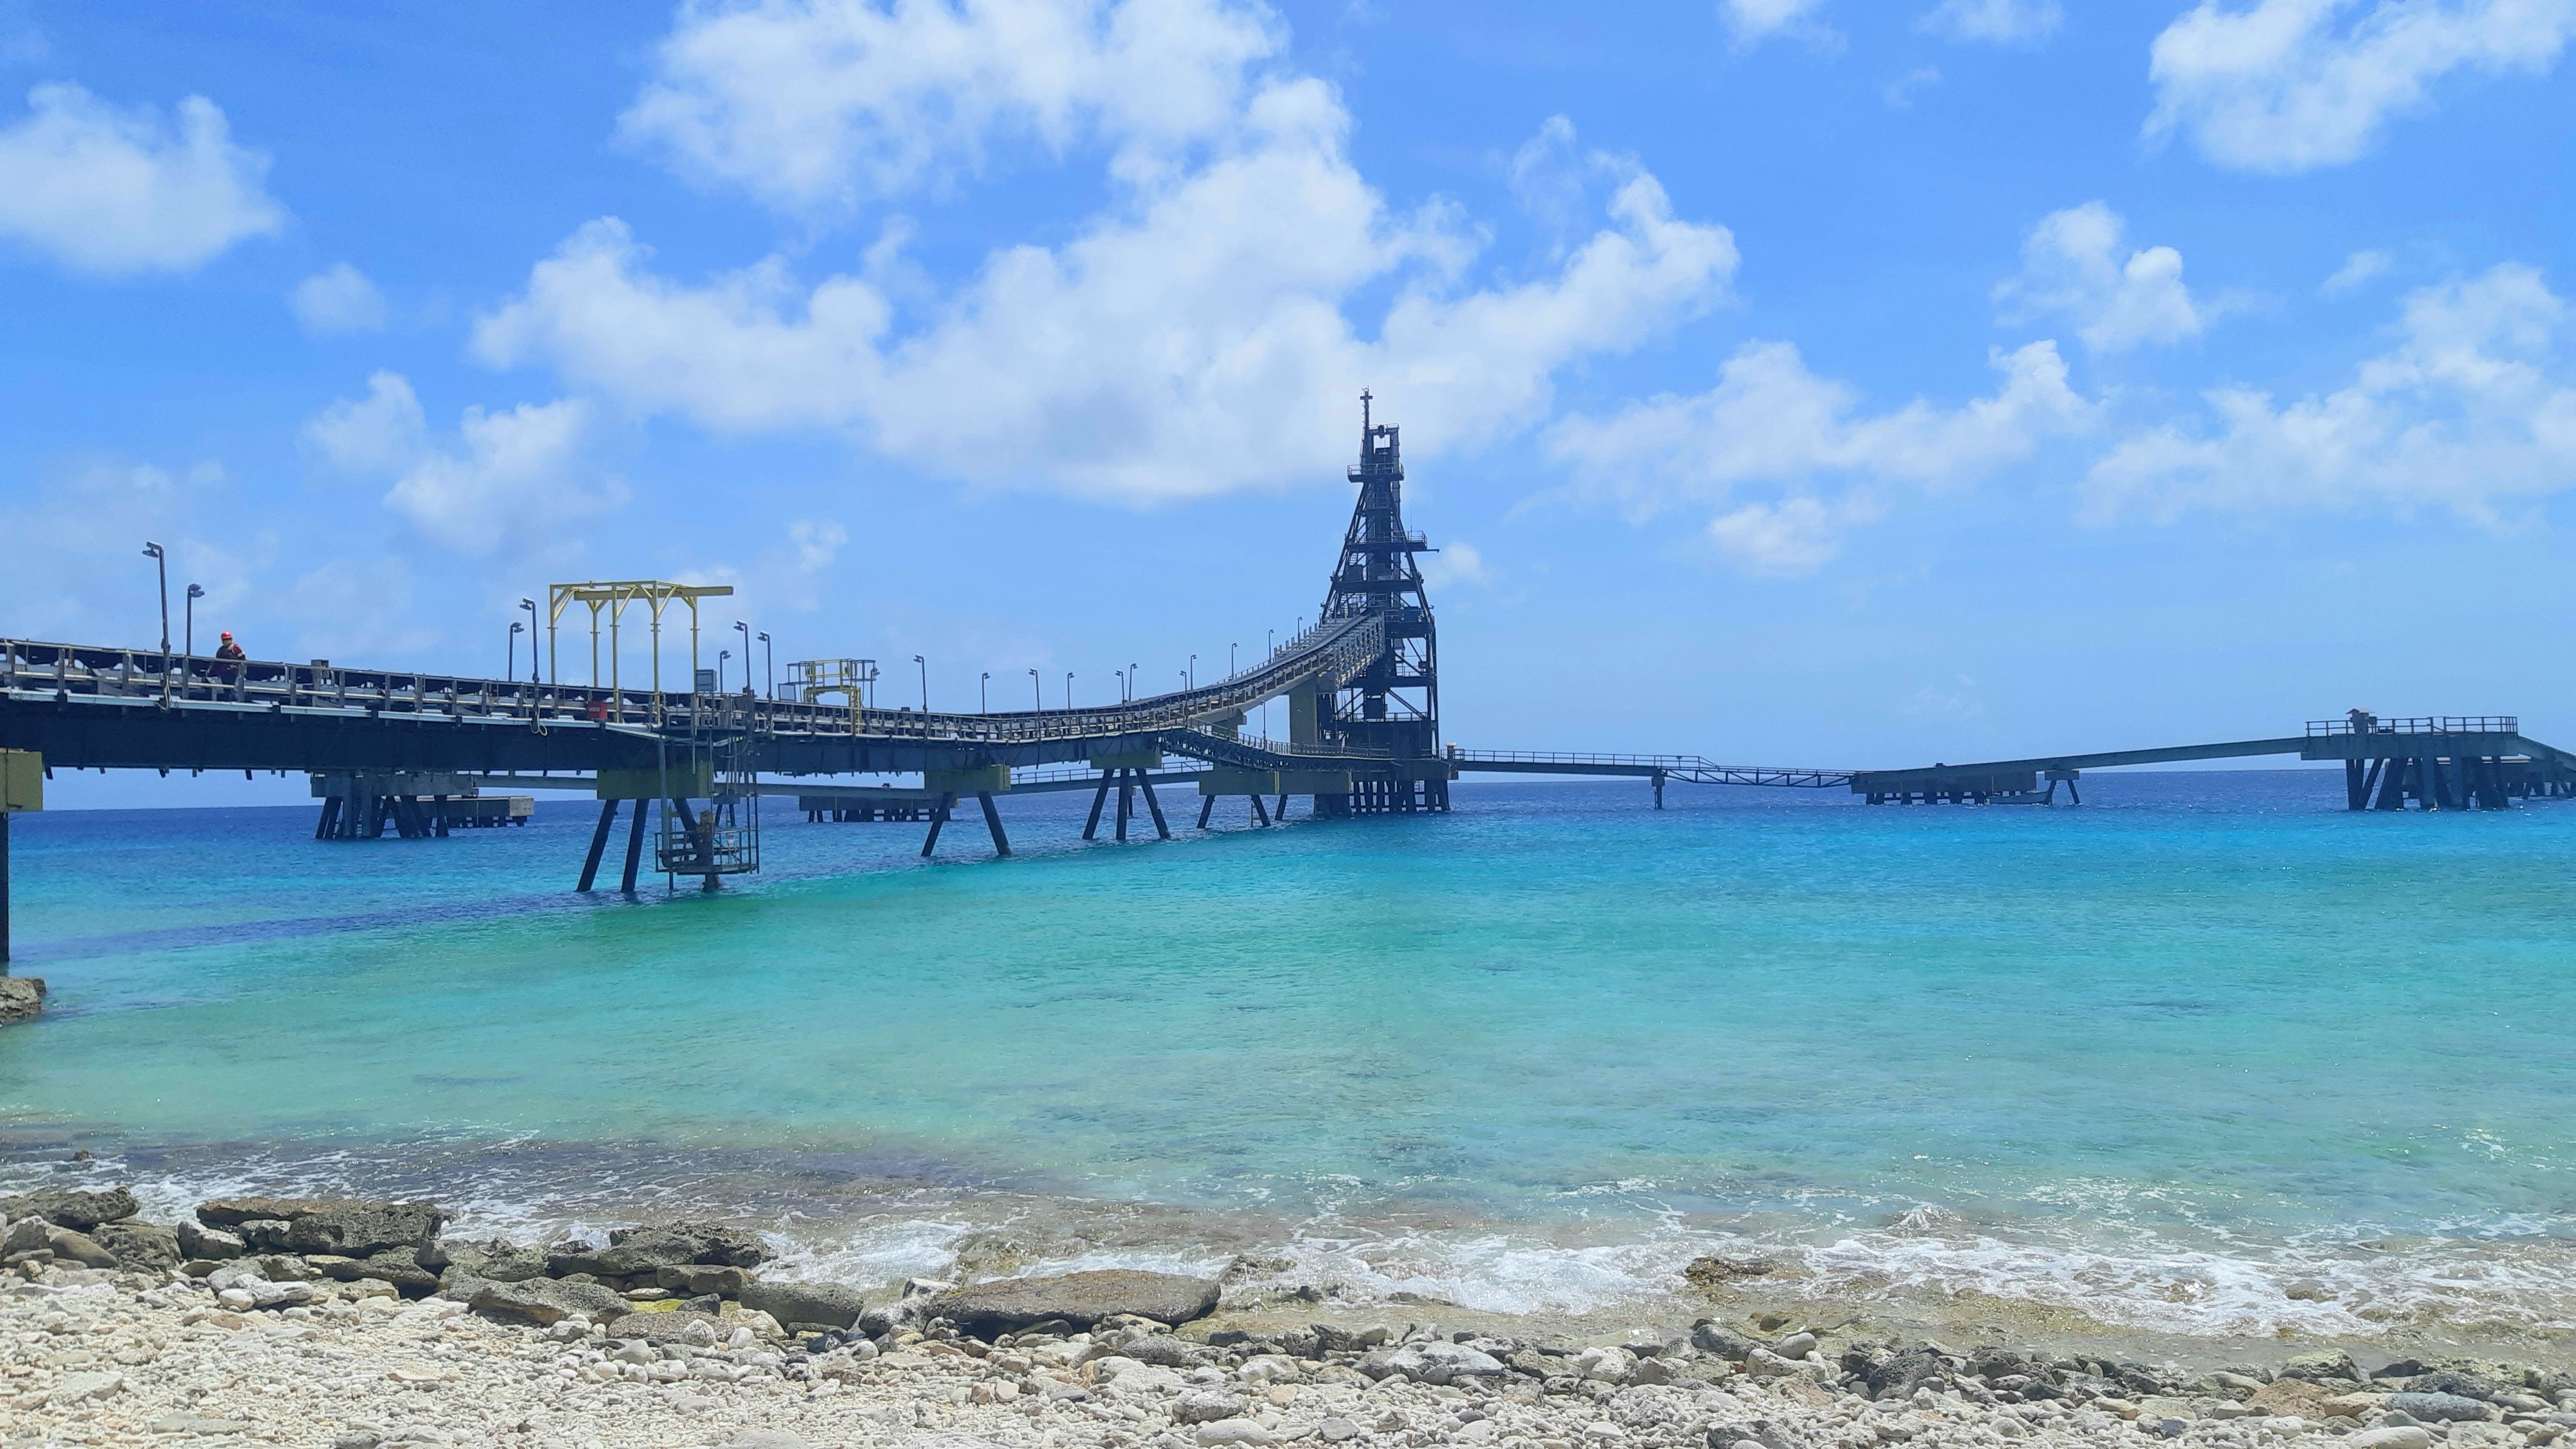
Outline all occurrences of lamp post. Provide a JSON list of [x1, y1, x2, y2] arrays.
[[521, 598, 541, 684], [980, 671, 990, 713], [508, 620, 524, 681], [1115, 669, 1126, 702], [141, 542, 169, 655], [717, 648, 731, 693], [735, 621, 751, 693], [1064, 673, 1073, 710], [1231, 642, 1237, 677], [1188, 654, 1196, 690], [913, 655, 927, 714], [758, 631, 773, 700], [1129, 662, 1138, 703], [1029, 667, 1041, 712], [184, 583, 204, 665]]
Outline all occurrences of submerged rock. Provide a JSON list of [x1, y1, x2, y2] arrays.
[[927, 1268, 1220, 1335], [549, 1222, 773, 1279]]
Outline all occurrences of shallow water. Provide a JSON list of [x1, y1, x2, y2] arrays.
[[3, 773, 2572, 1346]]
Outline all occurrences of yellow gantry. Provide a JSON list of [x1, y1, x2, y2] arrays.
[[546, 581, 735, 722]]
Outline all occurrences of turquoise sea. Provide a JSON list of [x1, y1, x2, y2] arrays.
[[3, 772, 2573, 1347]]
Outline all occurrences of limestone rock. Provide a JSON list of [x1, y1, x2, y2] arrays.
[[314, 1248, 440, 1292], [0, 1184, 137, 1230], [2245, 1379, 2333, 1416], [739, 1277, 866, 1330], [2350, 1430, 2434, 1449], [90, 1219, 182, 1270], [2384, 1393, 2494, 1422], [195, 1197, 448, 1256], [437, 1238, 547, 1283], [655, 1262, 750, 1296], [928, 1269, 1220, 1335], [177, 1219, 247, 1259], [468, 1275, 626, 1325], [549, 1222, 772, 1278], [0, 977, 42, 1025], [45, 1227, 121, 1267]]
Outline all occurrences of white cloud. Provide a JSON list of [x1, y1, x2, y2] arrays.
[[2147, 0, 2576, 173], [2086, 263, 2576, 522], [0, 459, 267, 643], [478, 102, 1736, 503], [291, 263, 387, 336], [1885, 66, 1943, 107], [2323, 247, 2395, 293], [1420, 539, 1494, 589], [1549, 339, 2094, 574], [621, 0, 1277, 216], [1722, 0, 1834, 46], [304, 372, 426, 473], [304, 373, 627, 551], [1920, 0, 2062, 43], [1995, 201, 2205, 352], [0, 82, 281, 274]]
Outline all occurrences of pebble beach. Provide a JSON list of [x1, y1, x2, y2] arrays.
[[7, 1186, 2574, 1449]]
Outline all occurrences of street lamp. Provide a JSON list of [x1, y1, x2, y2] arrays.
[[981, 671, 990, 713], [184, 583, 205, 664], [520, 598, 542, 684], [1231, 642, 1237, 677], [141, 542, 169, 656], [1115, 669, 1126, 702], [913, 655, 927, 714], [1188, 653, 1196, 690], [1029, 667, 1041, 711], [1129, 662, 1138, 703], [735, 620, 751, 693], [508, 620, 524, 681], [1064, 673, 1073, 710], [757, 631, 773, 700], [717, 648, 731, 693]]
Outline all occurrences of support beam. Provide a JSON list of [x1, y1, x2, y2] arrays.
[[2345, 758, 2367, 812], [1196, 794, 1215, 830], [1250, 792, 1271, 827], [921, 793, 953, 857], [1137, 772, 1172, 839], [314, 795, 341, 839], [978, 792, 1011, 857], [1651, 769, 1665, 811], [1, 809, 10, 965], [1275, 793, 1287, 821], [1083, 774, 1111, 841], [2374, 757, 2408, 811], [1115, 771, 1133, 842], [619, 797, 649, 892], [576, 798, 618, 891]]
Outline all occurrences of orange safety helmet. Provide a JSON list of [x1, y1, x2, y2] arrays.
[[220, 631, 234, 641]]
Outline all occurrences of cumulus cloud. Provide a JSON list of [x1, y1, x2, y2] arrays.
[[1920, 0, 2062, 44], [1995, 201, 2206, 352], [478, 98, 1736, 503], [2086, 263, 2576, 523], [1419, 540, 1494, 589], [2147, 0, 2576, 173], [304, 372, 627, 550], [2323, 247, 2395, 293], [291, 263, 387, 336], [1722, 0, 1834, 47], [1547, 339, 2094, 574], [620, 0, 1277, 216], [0, 82, 282, 273], [0, 458, 267, 643]]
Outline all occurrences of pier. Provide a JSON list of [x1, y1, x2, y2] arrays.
[[3, 401, 2571, 959]]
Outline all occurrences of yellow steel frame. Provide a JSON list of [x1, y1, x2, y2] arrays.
[[547, 581, 735, 722]]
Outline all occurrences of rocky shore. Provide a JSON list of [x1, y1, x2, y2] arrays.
[[6, 1186, 2575, 1449]]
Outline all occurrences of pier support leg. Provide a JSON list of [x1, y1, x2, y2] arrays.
[[1275, 793, 1288, 821], [2374, 757, 2408, 811], [1, 810, 10, 967], [619, 798, 648, 893], [1196, 794, 1215, 830], [576, 799, 618, 891], [921, 793, 954, 858], [1137, 773, 1172, 839], [314, 796, 341, 839], [1083, 774, 1111, 841], [432, 795, 451, 838], [1651, 770, 1665, 811], [1251, 792, 1271, 826], [978, 792, 1011, 856], [1115, 772, 1133, 842], [2345, 759, 2367, 812]]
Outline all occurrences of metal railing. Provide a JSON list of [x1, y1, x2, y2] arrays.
[[1444, 747, 1850, 788], [2305, 715, 2518, 737]]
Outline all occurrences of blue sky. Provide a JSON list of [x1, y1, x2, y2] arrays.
[[6, 0, 2575, 806]]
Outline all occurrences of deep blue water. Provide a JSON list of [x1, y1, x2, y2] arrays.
[[3, 771, 2571, 1340]]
